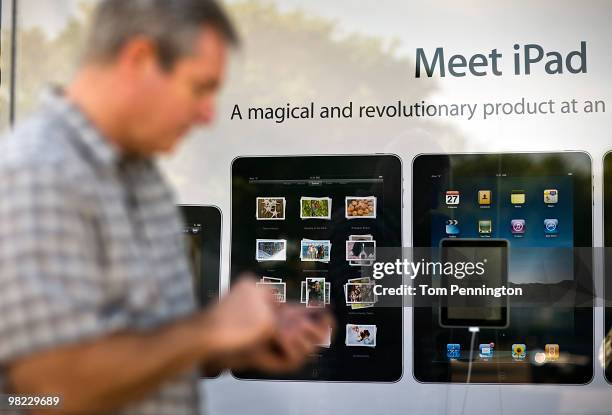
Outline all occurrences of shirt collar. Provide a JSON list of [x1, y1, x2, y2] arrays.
[[40, 87, 122, 167]]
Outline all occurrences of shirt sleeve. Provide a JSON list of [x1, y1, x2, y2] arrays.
[[0, 163, 129, 364]]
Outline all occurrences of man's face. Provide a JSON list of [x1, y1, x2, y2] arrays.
[[125, 28, 227, 155]]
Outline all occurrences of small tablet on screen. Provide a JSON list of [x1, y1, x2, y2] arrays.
[[439, 239, 509, 329]]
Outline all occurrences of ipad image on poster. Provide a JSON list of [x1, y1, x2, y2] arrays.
[[412, 152, 593, 384], [180, 205, 222, 379], [603, 152, 612, 384], [180, 205, 222, 309], [230, 155, 403, 382], [439, 239, 509, 329]]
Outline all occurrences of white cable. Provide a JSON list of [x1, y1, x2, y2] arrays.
[[466, 326, 479, 384], [460, 326, 480, 415]]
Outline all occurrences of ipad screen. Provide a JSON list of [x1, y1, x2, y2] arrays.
[[231, 155, 403, 382], [413, 153, 592, 383]]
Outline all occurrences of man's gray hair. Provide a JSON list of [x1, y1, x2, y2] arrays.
[[85, 0, 238, 69]]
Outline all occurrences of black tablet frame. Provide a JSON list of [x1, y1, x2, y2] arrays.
[[412, 152, 593, 384], [603, 152, 612, 384], [230, 154, 403, 382], [180, 205, 222, 308]]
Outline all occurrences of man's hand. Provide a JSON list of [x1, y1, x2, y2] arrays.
[[202, 277, 278, 357], [246, 305, 335, 373], [204, 295, 335, 374]]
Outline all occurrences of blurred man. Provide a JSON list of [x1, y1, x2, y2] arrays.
[[0, 1, 332, 414]]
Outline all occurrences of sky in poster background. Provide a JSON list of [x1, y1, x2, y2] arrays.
[[6, 1, 612, 414]]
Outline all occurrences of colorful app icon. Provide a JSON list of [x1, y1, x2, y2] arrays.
[[446, 190, 460, 205], [479, 343, 495, 359], [511, 219, 526, 234], [512, 344, 527, 361], [447, 343, 461, 359], [511, 190, 525, 205], [544, 189, 558, 204], [478, 190, 492, 205], [446, 220, 460, 235], [544, 219, 559, 235], [545, 344, 559, 361], [478, 220, 492, 234]]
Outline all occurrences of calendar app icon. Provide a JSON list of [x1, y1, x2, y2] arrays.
[[445, 190, 460, 205]]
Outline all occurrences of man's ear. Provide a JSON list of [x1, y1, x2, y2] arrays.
[[115, 36, 160, 77]]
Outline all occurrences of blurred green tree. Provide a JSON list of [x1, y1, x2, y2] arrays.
[[1, 0, 463, 181]]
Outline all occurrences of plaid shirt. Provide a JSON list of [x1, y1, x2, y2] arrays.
[[0, 91, 200, 415]]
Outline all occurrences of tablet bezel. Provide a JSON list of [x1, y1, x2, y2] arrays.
[[180, 205, 222, 308], [230, 154, 403, 382], [603, 151, 612, 384], [412, 152, 593, 384]]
